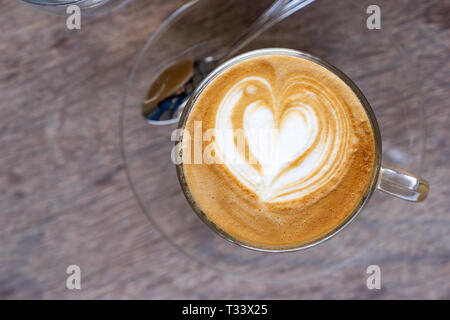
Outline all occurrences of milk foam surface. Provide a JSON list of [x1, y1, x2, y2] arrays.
[[180, 53, 376, 249]]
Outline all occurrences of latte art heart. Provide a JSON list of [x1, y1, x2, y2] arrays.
[[214, 75, 355, 203]]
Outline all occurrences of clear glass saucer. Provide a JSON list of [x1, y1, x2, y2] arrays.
[[21, 0, 132, 16], [121, 0, 427, 282]]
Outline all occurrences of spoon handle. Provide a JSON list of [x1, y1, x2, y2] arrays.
[[224, 0, 316, 59]]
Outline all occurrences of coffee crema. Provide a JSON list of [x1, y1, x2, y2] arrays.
[[180, 53, 376, 249]]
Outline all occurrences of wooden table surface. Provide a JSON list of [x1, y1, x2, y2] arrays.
[[1, 0, 449, 299]]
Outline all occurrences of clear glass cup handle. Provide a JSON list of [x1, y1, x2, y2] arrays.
[[377, 166, 429, 202]]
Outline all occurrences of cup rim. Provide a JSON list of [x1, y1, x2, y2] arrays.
[[176, 48, 382, 253]]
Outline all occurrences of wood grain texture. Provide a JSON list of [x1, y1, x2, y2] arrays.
[[0, 0, 449, 299]]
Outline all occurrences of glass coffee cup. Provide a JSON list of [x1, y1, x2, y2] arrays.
[[174, 48, 429, 252]]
